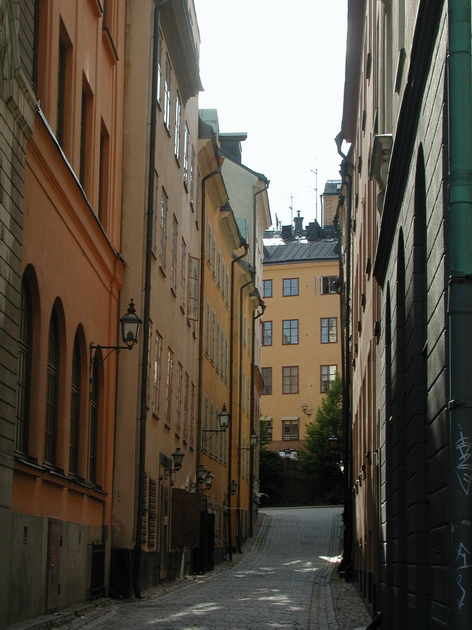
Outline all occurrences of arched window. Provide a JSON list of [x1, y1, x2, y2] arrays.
[[69, 334, 81, 476], [45, 309, 59, 465], [89, 356, 100, 484], [16, 277, 33, 454]]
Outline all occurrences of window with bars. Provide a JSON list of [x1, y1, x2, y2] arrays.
[[282, 366, 299, 394], [282, 319, 299, 344]]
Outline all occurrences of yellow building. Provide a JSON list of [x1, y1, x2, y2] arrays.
[[261, 235, 340, 459]]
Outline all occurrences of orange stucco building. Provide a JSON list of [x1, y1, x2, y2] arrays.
[[3, 1, 127, 626]]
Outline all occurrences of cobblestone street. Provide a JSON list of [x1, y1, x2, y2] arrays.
[[62, 507, 370, 630]]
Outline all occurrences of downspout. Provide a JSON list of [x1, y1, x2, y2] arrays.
[[196, 154, 225, 480], [447, 2, 472, 627], [134, 0, 173, 598], [250, 297, 265, 537], [227, 243, 249, 561], [237, 273, 256, 553], [335, 133, 354, 581]]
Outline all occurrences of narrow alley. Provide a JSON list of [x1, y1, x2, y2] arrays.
[[59, 507, 370, 630]]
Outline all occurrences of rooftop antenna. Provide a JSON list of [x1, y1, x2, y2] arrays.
[[310, 168, 318, 223], [289, 193, 294, 224]]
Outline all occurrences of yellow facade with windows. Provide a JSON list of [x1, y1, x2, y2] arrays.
[[261, 241, 341, 455]]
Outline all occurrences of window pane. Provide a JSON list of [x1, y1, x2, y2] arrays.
[[263, 279, 272, 298], [261, 367, 272, 395], [282, 320, 298, 344], [283, 278, 299, 296], [263, 321, 272, 346], [282, 366, 299, 394]]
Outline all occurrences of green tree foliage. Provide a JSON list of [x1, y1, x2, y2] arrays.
[[300, 374, 343, 504]]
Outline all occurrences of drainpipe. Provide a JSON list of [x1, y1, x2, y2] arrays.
[[335, 136, 354, 582], [447, 2, 472, 627], [227, 245, 249, 560], [133, 0, 173, 598], [250, 296, 265, 537], [196, 154, 225, 479], [237, 273, 255, 553]]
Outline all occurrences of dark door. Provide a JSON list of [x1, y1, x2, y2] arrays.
[[46, 518, 62, 611]]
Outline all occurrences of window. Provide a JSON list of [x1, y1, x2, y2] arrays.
[[321, 317, 337, 343], [261, 367, 272, 395], [176, 363, 183, 434], [159, 189, 168, 271], [262, 279, 272, 298], [165, 348, 174, 424], [180, 237, 187, 310], [283, 278, 299, 296], [174, 94, 181, 159], [262, 321, 272, 346], [282, 320, 299, 344], [171, 214, 178, 292], [57, 37, 68, 148], [69, 335, 81, 476], [321, 365, 337, 392], [183, 373, 189, 440], [187, 255, 199, 321], [164, 57, 171, 130], [80, 79, 93, 190], [89, 359, 99, 483], [282, 366, 299, 394], [98, 121, 110, 226], [183, 123, 189, 185], [151, 171, 158, 256], [283, 419, 299, 441], [16, 278, 32, 454], [316, 276, 337, 294], [152, 332, 162, 416], [45, 310, 60, 465]]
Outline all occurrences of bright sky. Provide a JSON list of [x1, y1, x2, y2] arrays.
[[194, 0, 348, 229]]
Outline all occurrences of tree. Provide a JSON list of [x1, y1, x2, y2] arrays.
[[258, 418, 285, 505], [299, 374, 343, 504]]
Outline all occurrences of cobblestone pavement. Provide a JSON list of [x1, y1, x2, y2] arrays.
[[63, 506, 370, 630]]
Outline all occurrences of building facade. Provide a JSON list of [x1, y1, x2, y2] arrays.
[[260, 233, 340, 467], [338, 1, 472, 629], [1, 1, 127, 627]]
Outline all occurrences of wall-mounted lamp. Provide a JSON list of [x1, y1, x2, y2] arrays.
[[301, 403, 311, 417], [91, 300, 142, 365], [229, 480, 237, 495], [202, 403, 230, 442], [328, 435, 339, 450], [204, 471, 214, 490], [161, 448, 185, 479], [240, 434, 259, 450]]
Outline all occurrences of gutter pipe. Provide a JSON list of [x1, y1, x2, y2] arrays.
[[335, 136, 354, 581], [447, 2, 472, 627], [227, 244, 249, 561], [237, 273, 256, 553]]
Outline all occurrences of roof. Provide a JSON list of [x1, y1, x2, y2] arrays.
[[323, 180, 342, 195], [263, 240, 339, 264]]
